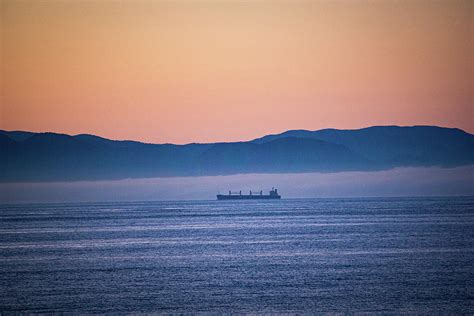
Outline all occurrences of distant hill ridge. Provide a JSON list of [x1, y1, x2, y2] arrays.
[[1, 126, 473, 182]]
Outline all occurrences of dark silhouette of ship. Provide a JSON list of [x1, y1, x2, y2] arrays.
[[217, 188, 281, 200]]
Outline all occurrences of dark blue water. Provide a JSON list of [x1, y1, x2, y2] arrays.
[[1, 197, 473, 313]]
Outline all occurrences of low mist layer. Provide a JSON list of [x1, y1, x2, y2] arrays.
[[1, 166, 472, 203]]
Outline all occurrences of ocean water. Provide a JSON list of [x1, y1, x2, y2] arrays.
[[0, 197, 473, 313]]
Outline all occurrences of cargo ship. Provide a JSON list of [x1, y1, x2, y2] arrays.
[[217, 188, 281, 200]]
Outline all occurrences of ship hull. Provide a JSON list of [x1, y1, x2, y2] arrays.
[[216, 194, 281, 200]]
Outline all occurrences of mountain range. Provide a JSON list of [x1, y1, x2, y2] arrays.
[[1, 126, 473, 182]]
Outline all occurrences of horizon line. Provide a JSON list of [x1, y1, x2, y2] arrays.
[[2, 194, 474, 206]]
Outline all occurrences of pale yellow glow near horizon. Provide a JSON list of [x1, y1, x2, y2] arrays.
[[1, 0, 472, 144]]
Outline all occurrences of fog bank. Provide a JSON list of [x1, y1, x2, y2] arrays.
[[1, 166, 473, 204]]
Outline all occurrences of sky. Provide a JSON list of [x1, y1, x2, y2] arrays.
[[1, 0, 472, 144]]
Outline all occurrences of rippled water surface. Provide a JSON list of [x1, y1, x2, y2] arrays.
[[1, 197, 473, 313]]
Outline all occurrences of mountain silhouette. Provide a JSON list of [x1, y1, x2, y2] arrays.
[[253, 126, 474, 167], [1, 126, 473, 182]]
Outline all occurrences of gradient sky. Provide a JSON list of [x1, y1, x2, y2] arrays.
[[1, 0, 472, 144]]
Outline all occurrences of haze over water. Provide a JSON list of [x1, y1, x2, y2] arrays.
[[1, 197, 473, 313]]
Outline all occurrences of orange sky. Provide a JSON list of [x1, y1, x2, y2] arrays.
[[1, 0, 472, 144]]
